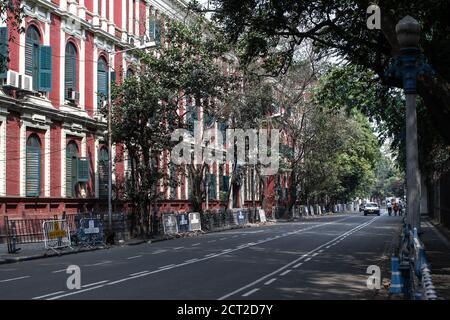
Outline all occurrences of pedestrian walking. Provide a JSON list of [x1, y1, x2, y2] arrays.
[[387, 201, 392, 216], [393, 201, 399, 216]]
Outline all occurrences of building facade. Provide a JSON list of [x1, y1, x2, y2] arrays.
[[0, 0, 290, 219]]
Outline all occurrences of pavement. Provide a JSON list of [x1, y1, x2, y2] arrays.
[[0, 212, 403, 300], [420, 216, 450, 299]]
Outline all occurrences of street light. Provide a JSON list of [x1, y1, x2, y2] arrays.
[[386, 16, 434, 232], [106, 40, 156, 231]]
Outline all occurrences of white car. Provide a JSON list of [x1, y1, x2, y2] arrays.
[[364, 202, 380, 216]]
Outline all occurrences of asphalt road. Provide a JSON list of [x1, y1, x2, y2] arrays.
[[0, 212, 402, 300]]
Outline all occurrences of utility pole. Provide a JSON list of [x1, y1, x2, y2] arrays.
[[387, 16, 434, 233]]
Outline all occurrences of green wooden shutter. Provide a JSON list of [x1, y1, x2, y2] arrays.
[[0, 27, 8, 79], [65, 44, 76, 99], [77, 157, 89, 182], [38, 45, 52, 92], [26, 145, 40, 197], [208, 174, 216, 200], [111, 71, 116, 85], [149, 15, 155, 41], [66, 156, 73, 197], [98, 149, 108, 198], [97, 60, 108, 108], [25, 41, 33, 77], [155, 20, 161, 45], [222, 176, 230, 192], [170, 165, 176, 200]]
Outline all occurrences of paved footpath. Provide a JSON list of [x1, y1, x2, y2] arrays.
[[0, 213, 402, 300]]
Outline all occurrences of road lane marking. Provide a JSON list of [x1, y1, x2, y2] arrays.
[[158, 264, 176, 269], [0, 276, 30, 283], [126, 255, 142, 260], [129, 271, 149, 276], [218, 216, 380, 300], [207, 240, 216, 243], [51, 269, 67, 274], [174, 247, 184, 250], [264, 278, 277, 285], [222, 249, 232, 253], [304, 258, 312, 262], [191, 243, 200, 246], [205, 253, 217, 257], [47, 285, 106, 300], [47, 216, 358, 300], [242, 288, 259, 297], [219, 238, 227, 241], [32, 291, 65, 300], [280, 270, 292, 276], [152, 250, 167, 254], [82, 280, 109, 288], [312, 253, 319, 257], [85, 261, 112, 266], [293, 263, 303, 268], [318, 250, 324, 253], [185, 258, 199, 263]]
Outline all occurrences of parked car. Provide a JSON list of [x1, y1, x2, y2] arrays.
[[364, 202, 380, 216]]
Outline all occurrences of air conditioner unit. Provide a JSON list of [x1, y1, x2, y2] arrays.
[[32, 114, 46, 123], [69, 90, 80, 102], [20, 74, 33, 92], [128, 36, 135, 45], [3, 70, 20, 88]]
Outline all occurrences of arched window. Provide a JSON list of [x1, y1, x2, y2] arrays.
[[98, 147, 108, 198], [65, 42, 77, 100], [66, 142, 79, 198], [126, 68, 134, 78], [26, 135, 41, 197], [97, 57, 108, 108], [25, 26, 41, 91]]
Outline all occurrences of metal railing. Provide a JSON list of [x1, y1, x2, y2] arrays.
[[398, 220, 439, 300]]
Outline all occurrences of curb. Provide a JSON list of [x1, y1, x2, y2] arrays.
[[0, 222, 267, 265], [0, 246, 105, 265]]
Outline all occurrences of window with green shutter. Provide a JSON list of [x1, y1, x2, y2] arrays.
[[218, 121, 228, 144], [77, 157, 90, 182], [170, 164, 177, 200], [25, 26, 41, 91], [98, 147, 109, 198], [203, 111, 214, 129], [26, 135, 41, 197], [0, 26, 8, 79], [222, 175, 230, 192], [66, 142, 78, 198], [97, 57, 108, 109], [208, 173, 217, 200], [39, 45, 52, 92], [186, 101, 198, 134], [65, 42, 77, 99]]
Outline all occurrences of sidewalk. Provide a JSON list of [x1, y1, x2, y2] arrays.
[[420, 216, 450, 300], [0, 221, 269, 265]]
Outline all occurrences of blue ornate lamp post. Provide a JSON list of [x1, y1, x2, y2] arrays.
[[386, 16, 434, 232]]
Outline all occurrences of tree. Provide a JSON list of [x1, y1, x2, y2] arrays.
[[111, 15, 233, 234], [199, 0, 450, 144]]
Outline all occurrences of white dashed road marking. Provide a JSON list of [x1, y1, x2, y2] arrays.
[[242, 288, 259, 297], [0, 276, 30, 283], [126, 255, 142, 260], [264, 278, 277, 285]]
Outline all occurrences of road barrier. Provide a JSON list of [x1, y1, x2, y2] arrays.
[[396, 220, 439, 300], [76, 218, 105, 248], [162, 213, 178, 235], [43, 219, 72, 252], [188, 212, 202, 232]]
